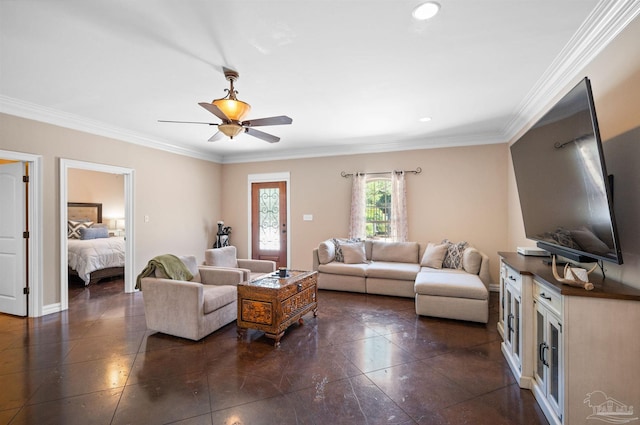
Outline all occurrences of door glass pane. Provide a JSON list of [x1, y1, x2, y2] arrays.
[[259, 188, 280, 250], [550, 322, 560, 401], [506, 288, 512, 344], [514, 297, 520, 357], [536, 309, 545, 379]]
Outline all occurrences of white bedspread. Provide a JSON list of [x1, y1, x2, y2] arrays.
[[68, 237, 125, 284]]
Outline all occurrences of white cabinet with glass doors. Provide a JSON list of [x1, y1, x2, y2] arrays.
[[532, 279, 563, 425]]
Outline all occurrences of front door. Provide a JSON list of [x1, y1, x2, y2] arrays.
[[0, 161, 27, 316], [251, 181, 287, 268]]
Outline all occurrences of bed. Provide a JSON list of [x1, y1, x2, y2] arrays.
[[67, 202, 125, 285]]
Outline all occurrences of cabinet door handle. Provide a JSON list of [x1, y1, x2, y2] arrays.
[[507, 313, 514, 333], [541, 342, 550, 367], [539, 292, 552, 301], [508, 275, 516, 281]]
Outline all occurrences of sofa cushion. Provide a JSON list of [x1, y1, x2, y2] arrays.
[[371, 241, 419, 263], [318, 239, 336, 264], [202, 285, 237, 314], [205, 246, 238, 268], [441, 239, 468, 269], [462, 247, 482, 275], [420, 243, 448, 269], [367, 262, 421, 281], [318, 262, 367, 277], [342, 242, 367, 264], [415, 271, 487, 300]]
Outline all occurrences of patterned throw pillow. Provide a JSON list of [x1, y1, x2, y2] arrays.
[[68, 220, 94, 239], [441, 239, 468, 269], [332, 238, 362, 262]]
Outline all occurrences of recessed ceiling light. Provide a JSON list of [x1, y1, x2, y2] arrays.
[[412, 2, 440, 21], [419, 116, 432, 122]]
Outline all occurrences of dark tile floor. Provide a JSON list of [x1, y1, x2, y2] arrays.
[[0, 278, 548, 425]]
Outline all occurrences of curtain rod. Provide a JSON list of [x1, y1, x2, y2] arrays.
[[341, 167, 422, 178]]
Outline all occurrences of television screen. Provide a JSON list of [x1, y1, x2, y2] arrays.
[[511, 77, 623, 264]]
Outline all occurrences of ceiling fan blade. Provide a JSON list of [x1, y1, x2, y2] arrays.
[[242, 115, 292, 127], [246, 127, 280, 143], [198, 102, 229, 121], [208, 132, 225, 142], [158, 120, 217, 125]]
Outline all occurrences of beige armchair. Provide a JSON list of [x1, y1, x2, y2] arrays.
[[141, 255, 244, 341], [204, 246, 276, 281]]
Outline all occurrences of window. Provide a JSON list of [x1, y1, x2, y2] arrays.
[[365, 178, 391, 239]]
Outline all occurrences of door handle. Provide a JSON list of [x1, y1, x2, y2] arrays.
[[541, 342, 549, 367]]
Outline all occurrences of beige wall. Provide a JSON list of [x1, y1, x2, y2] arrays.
[[506, 16, 640, 289], [68, 168, 125, 224], [221, 144, 508, 284], [0, 113, 222, 306]]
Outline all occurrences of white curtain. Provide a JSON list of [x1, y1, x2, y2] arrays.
[[349, 173, 367, 239], [390, 171, 408, 242]]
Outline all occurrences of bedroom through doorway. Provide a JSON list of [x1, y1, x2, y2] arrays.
[[60, 159, 135, 312]]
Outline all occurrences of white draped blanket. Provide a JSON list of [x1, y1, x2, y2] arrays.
[[68, 237, 125, 284]]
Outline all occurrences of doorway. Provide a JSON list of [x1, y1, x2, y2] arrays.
[[248, 172, 290, 269], [59, 159, 135, 312]]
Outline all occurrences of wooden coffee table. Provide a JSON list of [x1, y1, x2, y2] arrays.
[[236, 270, 318, 346]]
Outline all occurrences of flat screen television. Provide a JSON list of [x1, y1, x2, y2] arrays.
[[511, 77, 623, 264]]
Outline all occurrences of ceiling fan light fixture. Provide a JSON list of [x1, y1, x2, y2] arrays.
[[412, 2, 440, 20], [212, 98, 252, 122], [218, 123, 244, 139]]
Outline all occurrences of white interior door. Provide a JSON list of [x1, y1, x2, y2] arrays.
[[0, 161, 27, 316]]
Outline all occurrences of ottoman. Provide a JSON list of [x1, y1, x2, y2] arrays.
[[414, 270, 489, 323]]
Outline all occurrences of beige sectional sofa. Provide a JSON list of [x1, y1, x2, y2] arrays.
[[312, 239, 492, 323]]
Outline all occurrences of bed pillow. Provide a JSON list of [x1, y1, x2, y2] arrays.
[[79, 226, 109, 240], [68, 220, 94, 239]]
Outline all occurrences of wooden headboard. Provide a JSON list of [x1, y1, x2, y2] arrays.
[[68, 202, 102, 223]]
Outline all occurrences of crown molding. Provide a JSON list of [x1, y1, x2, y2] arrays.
[[0, 95, 223, 163], [501, 0, 640, 143], [220, 132, 503, 164]]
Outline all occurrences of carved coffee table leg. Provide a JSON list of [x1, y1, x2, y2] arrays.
[[266, 331, 285, 347], [237, 326, 247, 340], [313, 307, 318, 317], [298, 317, 304, 325]]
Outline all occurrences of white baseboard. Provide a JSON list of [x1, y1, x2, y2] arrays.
[[41, 302, 62, 316]]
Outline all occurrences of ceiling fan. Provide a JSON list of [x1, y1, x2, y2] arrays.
[[159, 67, 292, 143]]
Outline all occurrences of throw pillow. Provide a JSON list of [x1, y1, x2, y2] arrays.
[[341, 242, 367, 264], [318, 240, 336, 264], [420, 242, 448, 269], [79, 226, 109, 240], [68, 220, 94, 239], [332, 238, 361, 262], [441, 239, 468, 269], [179, 255, 201, 282], [462, 247, 482, 275]]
